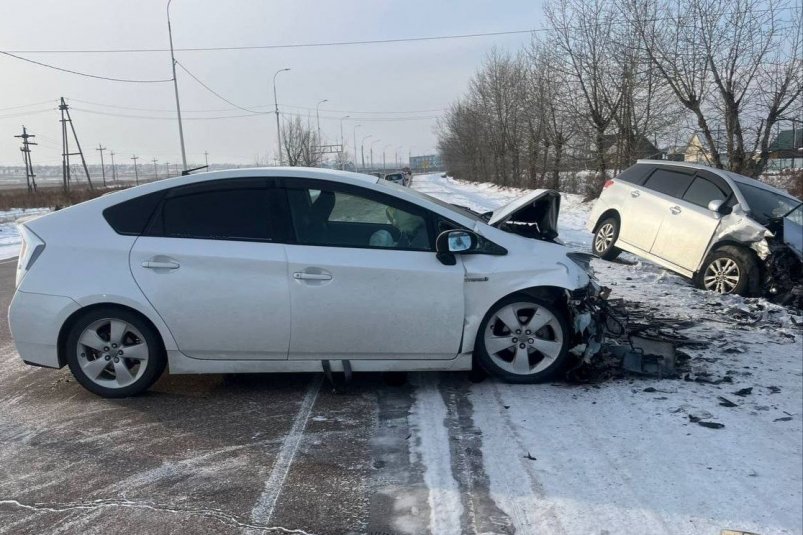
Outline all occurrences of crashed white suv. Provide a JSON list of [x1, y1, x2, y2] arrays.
[[587, 161, 802, 300]]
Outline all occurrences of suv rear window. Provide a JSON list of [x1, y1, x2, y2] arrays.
[[643, 169, 694, 198], [616, 164, 652, 185], [103, 191, 165, 236]]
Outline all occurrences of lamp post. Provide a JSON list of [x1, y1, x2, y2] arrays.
[[352, 124, 362, 170], [339, 115, 350, 169], [361, 134, 373, 170], [167, 0, 187, 171], [370, 138, 381, 169], [315, 99, 327, 144], [273, 67, 291, 165], [383, 144, 392, 171]]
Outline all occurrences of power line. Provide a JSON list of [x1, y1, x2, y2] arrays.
[[174, 60, 266, 114], [0, 50, 173, 83]]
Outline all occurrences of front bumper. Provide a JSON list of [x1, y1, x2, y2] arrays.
[[567, 281, 616, 361], [8, 290, 80, 368]]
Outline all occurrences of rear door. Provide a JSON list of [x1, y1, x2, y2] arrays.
[[650, 172, 730, 271], [281, 179, 465, 361], [619, 167, 693, 252], [129, 178, 291, 360]]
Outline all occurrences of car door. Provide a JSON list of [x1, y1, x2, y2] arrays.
[[281, 179, 465, 361], [129, 178, 291, 360], [616, 167, 666, 252], [619, 167, 695, 253], [650, 173, 730, 271]]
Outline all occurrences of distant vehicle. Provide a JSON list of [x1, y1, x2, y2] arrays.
[[10, 167, 605, 397], [587, 160, 802, 301], [383, 172, 408, 187]]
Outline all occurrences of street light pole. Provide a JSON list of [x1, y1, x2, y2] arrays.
[[352, 124, 361, 170], [339, 115, 350, 169], [370, 139, 381, 169], [273, 67, 291, 165], [361, 134, 373, 170], [383, 144, 392, 171], [316, 99, 327, 143], [167, 0, 188, 171]]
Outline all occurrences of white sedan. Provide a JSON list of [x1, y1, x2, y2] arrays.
[[10, 168, 603, 397]]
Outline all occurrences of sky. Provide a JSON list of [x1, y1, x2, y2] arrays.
[[0, 0, 544, 168]]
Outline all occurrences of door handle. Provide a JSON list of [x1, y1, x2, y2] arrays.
[[293, 272, 332, 281], [669, 206, 681, 215], [630, 190, 640, 198], [141, 260, 180, 270]]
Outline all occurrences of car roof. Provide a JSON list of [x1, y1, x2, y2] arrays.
[[634, 159, 798, 200]]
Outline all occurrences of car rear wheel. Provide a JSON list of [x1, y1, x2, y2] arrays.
[[592, 217, 621, 260], [65, 307, 166, 398], [695, 245, 759, 296], [475, 295, 571, 383]]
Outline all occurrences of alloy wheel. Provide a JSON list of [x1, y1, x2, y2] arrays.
[[594, 223, 615, 254], [75, 318, 150, 389], [703, 257, 741, 294], [484, 302, 563, 376]]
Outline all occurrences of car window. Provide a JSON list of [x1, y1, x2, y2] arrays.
[[643, 169, 694, 198], [682, 177, 727, 208], [616, 164, 652, 185], [103, 191, 165, 235], [736, 182, 801, 225], [286, 185, 432, 251], [148, 183, 272, 241]]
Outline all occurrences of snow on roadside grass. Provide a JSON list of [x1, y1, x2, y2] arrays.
[[412, 173, 802, 535], [0, 208, 50, 260]]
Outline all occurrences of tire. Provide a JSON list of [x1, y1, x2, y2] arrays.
[[694, 245, 759, 297], [475, 295, 571, 384], [592, 217, 621, 260], [65, 307, 166, 398]]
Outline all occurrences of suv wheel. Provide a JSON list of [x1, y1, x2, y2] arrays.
[[695, 246, 759, 296], [592, 217, 621, 260], [65, 307, 166, 398], [475, 295, 571, 383]]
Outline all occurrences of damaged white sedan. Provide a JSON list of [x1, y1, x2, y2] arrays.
[[588, 161, 802, 303], [10, 167, 605, 397]]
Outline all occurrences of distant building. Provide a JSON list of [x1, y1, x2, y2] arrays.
[[409, 154, 443, 172], [766, 128, 803, 170], [682, 133, 711, 164]]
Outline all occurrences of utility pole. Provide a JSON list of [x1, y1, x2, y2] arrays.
[[352, 124, 361, 170], [204, 151, 209, 167], [370, 139, 381, 169], [110, 151, 118, 181], [131, 155, 140, 185], [339, 115, 350, 170], [167, 0, 188, 171], [273, 67, 291, 165], [165, 161, 170, 177], [316, 99, 327, 143], [59, 97, 93, 191], [152, 158, 159, 180], [15, 126, 38, 193], [96, 144, 107, 187], [361, 134, 373, 170]]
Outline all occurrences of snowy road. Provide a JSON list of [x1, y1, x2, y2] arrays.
[[0, 173, 800, 534]]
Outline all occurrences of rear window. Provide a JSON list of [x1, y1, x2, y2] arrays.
[[103, 191, 165, 236], [615, 164, 652, 185], [643, 169, 694, 198]]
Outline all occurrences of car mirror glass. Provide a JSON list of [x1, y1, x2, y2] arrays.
[[447, 231, 473, 253]]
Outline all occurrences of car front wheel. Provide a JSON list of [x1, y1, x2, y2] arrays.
[[65, 307, 166, 398], [695, 245, 759, 296], [592, 217, 621, 260], [475, 295, 571, 383]]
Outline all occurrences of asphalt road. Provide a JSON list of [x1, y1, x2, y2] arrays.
[[0, 259, 501, 535]]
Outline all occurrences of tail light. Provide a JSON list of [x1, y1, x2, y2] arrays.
[[16, 224, 45, 288], [603, 180, 615, 189]]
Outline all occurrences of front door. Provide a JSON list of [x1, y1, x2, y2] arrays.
[[282, 181, 465, 360], [129, 178, 291, 360]]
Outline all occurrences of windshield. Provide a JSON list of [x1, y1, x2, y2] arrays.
[[736, 183, 801, 225], [379, 181, 486, 223]]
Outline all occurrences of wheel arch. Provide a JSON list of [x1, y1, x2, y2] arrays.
[[56, 303, 168, 368], [694, 242, 762, 295], [592, 209, 620, 233]]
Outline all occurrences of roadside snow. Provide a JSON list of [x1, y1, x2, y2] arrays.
[[0, 208, 50, 260], [411, 173, 803, 535]]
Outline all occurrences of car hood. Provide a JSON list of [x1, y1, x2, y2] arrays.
[[487, 189, 561, 241]]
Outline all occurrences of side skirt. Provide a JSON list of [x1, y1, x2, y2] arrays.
[[166, 350, 474, 375], [616, 241, 695, 279]]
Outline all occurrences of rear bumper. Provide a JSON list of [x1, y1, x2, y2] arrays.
[[8, 290, 81, 368]]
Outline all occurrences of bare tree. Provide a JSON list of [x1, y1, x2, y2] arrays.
[[281, 116, 322, 167]]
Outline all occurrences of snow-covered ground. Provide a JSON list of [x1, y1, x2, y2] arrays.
[[411, 173, 803, 535], [0, 208, 49, 260]]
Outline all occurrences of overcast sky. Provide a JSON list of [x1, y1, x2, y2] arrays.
[[0, 0, 544, 168]]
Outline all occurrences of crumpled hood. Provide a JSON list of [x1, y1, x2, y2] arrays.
[[487, 189, 561, 240]]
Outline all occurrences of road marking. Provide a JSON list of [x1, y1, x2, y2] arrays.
[[250, 374, 323, 525]]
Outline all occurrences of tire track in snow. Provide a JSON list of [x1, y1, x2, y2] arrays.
[[408, 373, 464, 534], [250, 374, 323, 525]]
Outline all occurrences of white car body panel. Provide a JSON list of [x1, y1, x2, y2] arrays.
[[9, 167, 593, 374]]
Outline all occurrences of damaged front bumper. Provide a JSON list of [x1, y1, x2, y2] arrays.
[[566, 281, 619, 363]]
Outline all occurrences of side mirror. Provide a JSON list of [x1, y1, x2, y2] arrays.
[[435, 230, 478, 265], [708, 199, 724, 213]]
